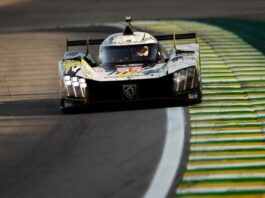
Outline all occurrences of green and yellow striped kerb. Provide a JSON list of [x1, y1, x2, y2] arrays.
[[136, 20, 265, 198]]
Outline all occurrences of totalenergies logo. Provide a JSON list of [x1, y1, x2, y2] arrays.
[[117, 67, 142, 73], [117, 67, 143, 77]]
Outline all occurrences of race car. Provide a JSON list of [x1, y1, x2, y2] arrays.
[[58, 17, 202, 111]]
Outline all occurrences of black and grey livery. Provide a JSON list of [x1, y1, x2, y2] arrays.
[[58, 17, 202, 111]]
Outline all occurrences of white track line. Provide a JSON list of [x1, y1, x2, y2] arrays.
[[191, 146, 265, 152], [229, 63, 265, 67], [191, 115, 256, 121], [191, 130, 263, 135], [188, 162, 265, 170], [183, 173, 265, 181], [144, 107, 186, 198], [177, 186, 265, 194], [191, 123, 262, 128], [190, 109, 255, 113], [190, 154, 265, 160], [196, 104, 252, 107], [191, 136, 265, 143]]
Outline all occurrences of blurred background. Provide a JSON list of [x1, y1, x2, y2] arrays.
[[1, 0, 265, 31]]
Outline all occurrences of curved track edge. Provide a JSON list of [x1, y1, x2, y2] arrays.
[[143, 107, 191, 198]]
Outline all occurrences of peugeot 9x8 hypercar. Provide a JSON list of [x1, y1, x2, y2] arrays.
[[58, 17, 202, 111]]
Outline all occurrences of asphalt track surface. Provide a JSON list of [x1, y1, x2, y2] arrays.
[[0, 28, 183, 198], [0, 12, 189, 198], [0, 1, 264, 198]]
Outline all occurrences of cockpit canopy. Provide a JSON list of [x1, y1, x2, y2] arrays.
[[100, 43, 158, 67], [98, 17, 159, 67]]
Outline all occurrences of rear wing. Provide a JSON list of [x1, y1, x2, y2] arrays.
[[66, 33, 197, 51], [155, 33, 196, 41]]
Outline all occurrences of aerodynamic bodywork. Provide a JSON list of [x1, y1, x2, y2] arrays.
[[58, 17, 202, 111]]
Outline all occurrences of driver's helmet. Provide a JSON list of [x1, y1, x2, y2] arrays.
[[137, 45, 149, 57], [98, 32, 158, 66]]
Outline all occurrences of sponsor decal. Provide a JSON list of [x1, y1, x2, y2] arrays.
[[117, 67, 142, 73], [94, 67, 104, 73], [63, 59, 86, 72], [117, 67, 143, 77], [123, 84, 137, 99], [119, 72, 144, 77]]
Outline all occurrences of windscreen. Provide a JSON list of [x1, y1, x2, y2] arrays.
[[101, 44, 158, 67]]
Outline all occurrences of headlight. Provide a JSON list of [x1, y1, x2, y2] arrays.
[[173, 70, 186, 83], [63, 76, 87, 98], [173, 66, 197, 92], [173, 72, 179, 80], [80, 83, 87, 88], [64, 75, 71, 81], [71, 77, 78, 82], [79, 78, 86, 84], [65, 81, 71, 86], [187, 67, 195, 78], [73, 81, 79, 87]]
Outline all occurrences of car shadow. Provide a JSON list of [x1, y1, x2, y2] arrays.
[[63, 99, 193, 114], [0, 99, 62, 117], [0, 98, 193, 117]]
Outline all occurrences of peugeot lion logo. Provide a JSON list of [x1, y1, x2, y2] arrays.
[[123, 84, 137, 99]]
